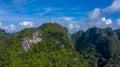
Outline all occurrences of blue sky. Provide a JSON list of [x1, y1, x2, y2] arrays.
[[0, 0, 120, 33]]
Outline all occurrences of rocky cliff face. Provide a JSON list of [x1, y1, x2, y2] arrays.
[[22, 31, 42, 51], [72, 27, 120, 67]]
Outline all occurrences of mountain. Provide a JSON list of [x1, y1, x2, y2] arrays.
[[72, 27, 120, 67], [0, 22, 87, 67], [115, 28, 120, 40], [0, 29, 9, 40], [1, 22, 120, 67]]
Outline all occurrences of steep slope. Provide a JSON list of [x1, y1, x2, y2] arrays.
[[0, 23, 88, 67], [24, 22, 88, 67], [72, 27, 120, 67], [115, 28, 120, 40], [0, 29, 9, 40]]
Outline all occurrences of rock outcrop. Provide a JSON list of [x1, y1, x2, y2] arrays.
[[22, 31, 42, 51]]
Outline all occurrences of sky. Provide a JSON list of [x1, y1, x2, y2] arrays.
[[0, 0, 120, 33]]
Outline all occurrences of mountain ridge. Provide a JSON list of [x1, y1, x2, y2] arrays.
[[0, 22, 120, 67], [0, 22, 88, 67]]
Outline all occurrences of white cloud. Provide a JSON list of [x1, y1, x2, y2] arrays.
[[68, 23, 81, 33], [0, 22, 8, 30], [86, 0, 119, 28], [20, 21, 33, 27], [101, 17, 112, 25], [0, 22, 17, 32], [68, 23, 80, 29], [103, 0, 120, 14], [116, 19, 120, 26], [0, 22, 2, 27], [9, 24, 16, 31], [88, 0, 120, 22], [4, 26, 9, 30], [63, 17, 74, 21], [75, 25, 80, 28], [68, 23, 74, 29], [89, 8, 101, 20]]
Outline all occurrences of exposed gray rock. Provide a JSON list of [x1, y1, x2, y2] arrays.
[[22, 31, 42, 51]]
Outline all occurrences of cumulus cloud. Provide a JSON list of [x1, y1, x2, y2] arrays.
[[103, 0, 120, 14], [0, 22, 9, 30], [20, 21, 33, 27], [0, 22, 17, 32], [68, 23, 81, 33], [68, 23, 74, 29], [1, 21, 34, 33], [89, 0, 120, 17], [85, 0, 120, 29], [68, 23, 80, 29], [9, 24, 16, 31], [101, 17, 112, 25], [88, 0, 120, 22], [89, 8, 101, 20]]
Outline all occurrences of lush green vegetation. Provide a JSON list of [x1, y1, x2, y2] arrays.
[[0, 23, 87, 67], [72, 27, 120, 67], [0, 23, 120, 67]]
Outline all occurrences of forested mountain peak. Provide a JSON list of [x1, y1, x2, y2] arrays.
[[0, 23, 120, 67], [73, 27, 120, 67], [0, 23, 87, 67]]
